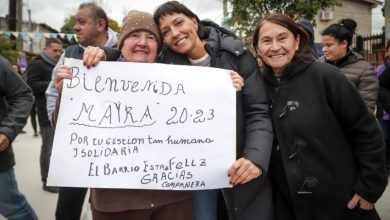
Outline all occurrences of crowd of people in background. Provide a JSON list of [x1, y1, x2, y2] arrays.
[[0, 1, 389, 220]]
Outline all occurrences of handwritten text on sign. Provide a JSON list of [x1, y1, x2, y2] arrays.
[[47, 58, 236, 190]]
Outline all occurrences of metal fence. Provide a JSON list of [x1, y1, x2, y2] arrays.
[[352, 32, 385, 68]]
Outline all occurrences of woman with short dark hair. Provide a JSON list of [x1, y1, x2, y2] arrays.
[[153, 1, 273, 220]]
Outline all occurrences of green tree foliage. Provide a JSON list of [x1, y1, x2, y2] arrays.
[[228, 0, 341, 37], [0, 35, 18, 64], [108, 19, 120, 33], [60, 16, 76, 33]]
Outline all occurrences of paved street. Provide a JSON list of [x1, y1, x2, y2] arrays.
[[1, 120, 390, 220]]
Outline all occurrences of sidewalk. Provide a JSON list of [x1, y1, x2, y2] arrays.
[[1, 120, 390, 220]]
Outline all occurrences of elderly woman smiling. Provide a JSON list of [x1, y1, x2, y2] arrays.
[[53, 10, 194, 220], [253, 13, 388, 220]]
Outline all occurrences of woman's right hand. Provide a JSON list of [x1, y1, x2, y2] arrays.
[[54, 65, 72, 93], [83, 46, 106, 68]]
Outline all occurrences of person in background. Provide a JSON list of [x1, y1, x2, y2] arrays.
[[296, 19, 323, 57], [17, 52, 28, 73], [26, 38, 63, 193], [28, 106, 39, 137], [45, 2, 118, 220], [321, 18, 378, 113], [376, 39, 390, 176], [252, 13, 387, 220], [153, 1, 273, 220], [0, 55, 37, 220]]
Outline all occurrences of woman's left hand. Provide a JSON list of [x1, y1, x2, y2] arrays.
[[348, 193, 374, 210], [230, 71, 244, 91], [228, 158, 262, 185]]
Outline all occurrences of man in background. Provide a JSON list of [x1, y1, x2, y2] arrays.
[[45, 2, 118, 219], [26, 38, 63, 193]]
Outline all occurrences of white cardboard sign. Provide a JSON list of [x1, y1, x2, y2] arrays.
[[47, 58, 236, 190]]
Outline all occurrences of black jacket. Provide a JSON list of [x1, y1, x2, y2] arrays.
[[263, 59, 387, 220], [158, 20, 274, 220], [0, 55, 34, 172], [26, 54, 55, 127]]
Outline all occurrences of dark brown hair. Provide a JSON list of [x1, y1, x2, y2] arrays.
[[45, 38, 62, 47], [252, 13, 316, 62]]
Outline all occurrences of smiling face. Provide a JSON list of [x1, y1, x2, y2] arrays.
[[321, 35, 348, 62], [158, 13, 204, 59], [256, 21, 300, 75], [121, 30, 158, 63]]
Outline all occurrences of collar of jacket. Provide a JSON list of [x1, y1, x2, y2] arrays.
[[76, 28, 118, 49], [327, 50, 363, 68], [262, 58, 313, 85]]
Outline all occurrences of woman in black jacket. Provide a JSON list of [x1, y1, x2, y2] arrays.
[[153, 1, 273, 220], [252, 13, 387, 220]]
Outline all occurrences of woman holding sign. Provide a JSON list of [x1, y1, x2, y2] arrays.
[[54, 10, 196, 220], [152, 1, 274, 220]]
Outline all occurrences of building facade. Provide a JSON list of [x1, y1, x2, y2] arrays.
[[313, 0, 382, 41]]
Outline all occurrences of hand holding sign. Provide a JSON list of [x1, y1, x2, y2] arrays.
[[48, 58, 236, 190], [54, 65, 72, 93]]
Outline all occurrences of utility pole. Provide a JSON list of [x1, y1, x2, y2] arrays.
[[28, 7, 33, 51], [15, 0, 23, 51], [7, 0, 17, 31], [222, 0, 229, 28], [223, 0, 228, 17], [17, 0, 23, 32]]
